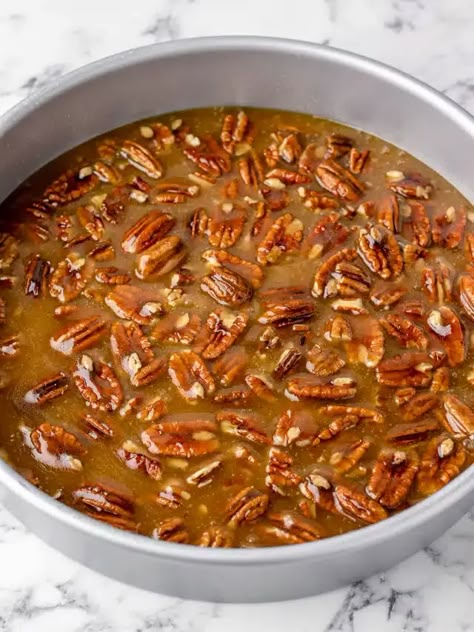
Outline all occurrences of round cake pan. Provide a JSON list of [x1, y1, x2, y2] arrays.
[[0, 37, 473, 602]]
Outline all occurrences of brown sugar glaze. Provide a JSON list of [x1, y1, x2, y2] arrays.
[[0, 107, 472, 547]]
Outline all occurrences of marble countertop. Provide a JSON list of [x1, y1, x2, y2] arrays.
[[0, 0, 473, 630]]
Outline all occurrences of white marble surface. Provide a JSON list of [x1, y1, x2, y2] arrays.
[[0, 0, 473, 630]]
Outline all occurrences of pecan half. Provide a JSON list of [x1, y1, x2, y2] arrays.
[[121, 211, 175, 253], [197, 310, 248, 360], [265, 446, 301, 494], [82, 413, 114, 439], [329, 438, 371, 473], [244, 374, 275, 402], [116, 440, 162, 480], [218, 410, 271, 445], [306, 344, 345, 376], [23, 422, 85, 471], [380, 313, 428, 350], [312, 248, 358, 298], [300, 475, 387, 524], [387, 171, 432, 199], [442, 394, 474, 436], [225, 486, 269, 526], [344, 316, 385, 368], [417, 434, 466, 495], [49, 253, 93, 302], [349, 148, 370, 174], [73, 355, 123, 412], [432, 206, 466, 249], [272, 409, 315, 447], [198, 525, 234, 547], [458, 274, 474, 321], [315, 405, 382, 442], [386, 419, 439, 445], [324, 314, 353, 342], [74, 483, 135, 524], [257, 213, 303, 265], [404, 200, 431, 247], [260, 511, 325, 544], [186, 456, 223, 487], [426, 306, 465, 367], [141, 416, 218, 457], [366, 450, 418, 508], [184, 135, 231, 176], [369, 283, 406, 309], [150, 179, 200, 204], [76, 205, 105, 241], [273, 346, 303, 379], [201, 267, 253, 307], [153, 518, 189, 543], [315, 159, 364, 202], [258, 296, 315, 328], [105, 284, 163, 325], [286, 375, 356, 400], [24, 372, 69, 405], [213, 348, 248, 386], [325, 133, 352, 158], [303, 212, 349, 260], [120, 140, 163, 178], [376, 352, 433, 387], [400, 392, 438, 421], [357, 224, 403, 279], [44, 168, 98, 205], [168, 350, 215, 400], [50, 316, 107, 356], [24, 255, 50, 297], [0, 233, 19, 270], [152, 312, 202, 346], [220, 111, 251, 154], [420, 259, 453, 303], [110, 321, 162, 386], [201, 249, 264, 288], [135, 235, 186, 280]]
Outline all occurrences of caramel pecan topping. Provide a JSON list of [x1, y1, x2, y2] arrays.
[[4, 106, 474, 550]]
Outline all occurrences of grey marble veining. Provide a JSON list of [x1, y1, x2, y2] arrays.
[[0, 0, 473, 630]]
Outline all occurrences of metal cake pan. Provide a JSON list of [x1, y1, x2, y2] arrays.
[[0, 37, 473, 602]]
